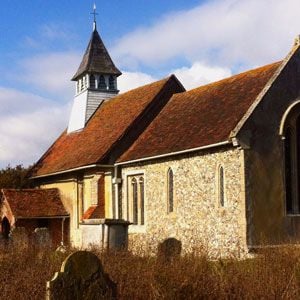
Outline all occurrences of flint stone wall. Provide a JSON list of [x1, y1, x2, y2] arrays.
[[121, 147, 247, 258]]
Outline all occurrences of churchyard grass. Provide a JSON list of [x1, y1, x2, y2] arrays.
[[1, 244, 300, 299]]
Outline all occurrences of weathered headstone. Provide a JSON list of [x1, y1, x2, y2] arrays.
[[158, 238, 182, 262], [33, 227, 51, 247], [46, 251, 117, 300]]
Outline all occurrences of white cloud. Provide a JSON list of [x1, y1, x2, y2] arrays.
[[118, 71, 157, 93], [20, 52, 81, 100], [0, 87, 69, 168], [40, 24, 74, 41], [113, 0, 300, 70], [172, 62, 232, 90], [23, 22, 77, 49]]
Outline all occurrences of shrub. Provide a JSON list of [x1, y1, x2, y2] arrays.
[[1, 245, 300, 299]]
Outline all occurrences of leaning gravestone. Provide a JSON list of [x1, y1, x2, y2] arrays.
[[46, 251, 117, 300], [33, 227, 51, 247]]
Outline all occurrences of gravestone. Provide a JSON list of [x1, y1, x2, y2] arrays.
[[158, 238, 182, 262], [33, 227, 51, 247], [46, 251, 117, 300]]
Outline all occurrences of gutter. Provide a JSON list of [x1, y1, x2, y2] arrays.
[[16, 215, 70, 220], [115, 140, 232, 166], [31, 164, 114, 179]]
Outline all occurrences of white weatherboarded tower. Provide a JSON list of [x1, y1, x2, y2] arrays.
[[68, 6, 122, 133]]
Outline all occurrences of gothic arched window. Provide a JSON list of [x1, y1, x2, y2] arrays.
[[285, 126, 293, 214], [131, 178, 138, 225], [109, 76, 115, 90], [99, 75, 106, 90], [139, 177, 145, 225], [89, 75, 96, 89], [284, 108, 300, 214], [127, 174, 145, 226], [167, 168, 174, 213], [82, 76, 85, 90], [219, 166, 225, 207]]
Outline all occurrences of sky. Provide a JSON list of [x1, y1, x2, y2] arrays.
[[1, 0, 300, 168]]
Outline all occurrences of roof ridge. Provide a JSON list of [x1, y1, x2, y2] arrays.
[[187, 61, 282, 94], [98, 76, 183, 163], [118, 76, 171, 96]]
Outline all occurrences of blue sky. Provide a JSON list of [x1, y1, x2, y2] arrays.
[[1, 0, 300, 168]]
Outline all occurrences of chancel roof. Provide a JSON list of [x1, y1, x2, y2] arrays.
[[1, 189, 68, 218], [72, 29, 121, 80], [31, 76, 182, 177], [118, 61, 282, 162]]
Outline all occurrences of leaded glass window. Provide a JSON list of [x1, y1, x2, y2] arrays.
[[219, 166, 225, 207], [167, 168, 174, 213], [109, 76, 115, 90], [131, 178, 138, 225], [99, 75, 106, 89], [89, 75, 96, 89], [139, 177, 145, 225]]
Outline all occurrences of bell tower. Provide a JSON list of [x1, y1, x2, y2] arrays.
[[68, 4, 122, 133]]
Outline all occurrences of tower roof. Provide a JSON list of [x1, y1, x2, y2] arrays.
[[72, 29, 122, 81]]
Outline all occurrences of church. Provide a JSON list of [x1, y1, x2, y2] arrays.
[[2, 13, 300, 257]]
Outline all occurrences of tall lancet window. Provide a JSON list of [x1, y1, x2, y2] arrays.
[[283, 107, 300, 215], [99, 75, 106, 90], [127, 174, 145, 226], [109, 76, 115, 90], [131, 178, 138, 225], [167, 168, 174, 213], [219, 166, 225, 207], [139, 177, 145, 225], [285, 126, 293, 214], [89, 75, 96, 89], [82, 76, 86, 90]]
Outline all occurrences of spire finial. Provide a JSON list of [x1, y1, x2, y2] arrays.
[[91, 3, 98, 31]]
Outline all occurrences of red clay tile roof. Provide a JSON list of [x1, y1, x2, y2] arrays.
[[82, 206, 103, 220], [118, 62, 282, 162], [1, 188, 68, 218], [31, 77, 177, 177]]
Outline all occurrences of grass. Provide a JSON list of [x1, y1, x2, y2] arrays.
[[1, 244, 300, 299]]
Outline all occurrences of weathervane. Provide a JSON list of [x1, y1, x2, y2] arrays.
[[91, 3, 98, 31]]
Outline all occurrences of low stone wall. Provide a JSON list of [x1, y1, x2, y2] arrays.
[[121, 147, 248, 258]]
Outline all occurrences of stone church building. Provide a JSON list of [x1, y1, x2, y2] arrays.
[[3, 15, 300, 256]]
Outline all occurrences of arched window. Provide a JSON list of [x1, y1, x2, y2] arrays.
[[284, 109, 300, 214], [109, 76, 115, 90], [98, 75, 106, 90], [89, 75, 96, 89], [1, 217, 11, 239], [131, 178, 138, 225], [78, 79, 82, 92], [139, 177, 145, 225], [219, 166, 225, 207], [285, 127, 293, 214], [127, 174, 145, 225], [167, 168, 174, 213], [82, 76, 86, 90]]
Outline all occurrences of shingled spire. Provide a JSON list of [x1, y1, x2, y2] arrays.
[[68, 4, 122, 133], [71, 29, 121, 81]]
